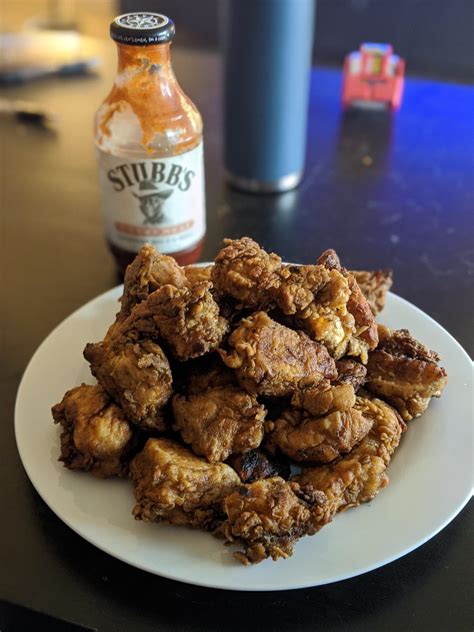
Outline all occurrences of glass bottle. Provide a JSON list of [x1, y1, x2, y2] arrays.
[[95, 13, 205, 274]]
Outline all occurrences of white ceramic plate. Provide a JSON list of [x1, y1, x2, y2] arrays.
[[15, 282, 473, 591]]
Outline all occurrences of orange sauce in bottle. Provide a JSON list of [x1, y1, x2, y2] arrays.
[[95, 13, 205, 274]]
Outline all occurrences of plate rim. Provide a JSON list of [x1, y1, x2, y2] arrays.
[[14, 281, 474, 591]]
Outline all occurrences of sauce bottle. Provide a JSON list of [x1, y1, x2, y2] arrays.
[[95, 13, 205, 274]]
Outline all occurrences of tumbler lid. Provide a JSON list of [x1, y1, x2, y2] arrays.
[[110, 13, 175, 46]]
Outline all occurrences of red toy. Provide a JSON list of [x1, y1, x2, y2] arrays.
[[342, 43, 405, 110]]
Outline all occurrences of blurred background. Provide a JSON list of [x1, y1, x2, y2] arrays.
[[1, 0, 473, 339], [1, 0, 473, 81]]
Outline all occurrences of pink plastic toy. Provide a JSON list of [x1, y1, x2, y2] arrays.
[[342, 43, 405, 110]]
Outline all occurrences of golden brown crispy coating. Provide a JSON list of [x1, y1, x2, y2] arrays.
[[297, 451, 389, 523], [354, 394, 406, 462], [120, 243, 188, 321], [291, 382, 356, 417], [220, 477, 327, 564], [52, 384, 134, 477], [267, 405, 372, 463], [319, 250, 379, 355], [296, 395, 404, 522], [315, 249, 379, 361], [277, 264, 331, 314], [130, 438, 240, 529], [173, 288, 242, 339], [83, 337, 172, 431], [220, 311, 337, 397], [121, 281, 228, 361], [276, 264, 356, 360], [211, 237, 281, 307], [104, 244, 188, 340], [366, 326, 448, 421], [172, 386, 266, 463], [184, 264, 213, 285], [315, 249, 342, 270], [227, 450, 291, 483], [345, 272, 379, 358], [351, 269, 393, 315], [335, 358, 367, 391]]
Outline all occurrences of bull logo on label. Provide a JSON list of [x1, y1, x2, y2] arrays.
[[133, 180, 173, 225]]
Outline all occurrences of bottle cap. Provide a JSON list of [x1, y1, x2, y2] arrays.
[[110, 13, 175, 46]]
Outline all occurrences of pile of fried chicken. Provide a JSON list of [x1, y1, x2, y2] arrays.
[[52, 238, 448, 565]]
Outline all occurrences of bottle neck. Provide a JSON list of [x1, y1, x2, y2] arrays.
[[98, 38, 201, 152], [116, 42, 172, 72]]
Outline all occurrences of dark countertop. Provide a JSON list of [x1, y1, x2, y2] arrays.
[[1, 43, 473, 631]]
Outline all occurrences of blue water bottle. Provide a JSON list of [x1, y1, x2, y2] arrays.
[[222, 0, 315, 192]]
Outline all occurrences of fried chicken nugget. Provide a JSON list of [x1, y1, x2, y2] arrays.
[[172, 386, 266, 463], [275, 253, 378, 362], [354, 394, 406, 462], [277, 264, 331, 314], [83, 337, 172, 431], [345, 273, 380, 360], [121, 281, 228, 361], [291, 382, 356, 417], [130, 438, 240, 530], [297, 451, 389, 526], [52, 384, 135, 477], [211, 237, 281, 308], [120, 243, 188, 320], [267, 404, 372, 463], [317, 250, 379, 361], [351, 269, 393, 315], [219, 311, 337, 397], [296, 395, 405, 526], [102, 244, 188, 342], [276, 264, 356, 360], [366, 325, 448, 421], [220, 477, 327, 564]]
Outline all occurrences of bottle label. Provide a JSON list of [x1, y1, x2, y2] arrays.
[[96, 143, 205, 254]]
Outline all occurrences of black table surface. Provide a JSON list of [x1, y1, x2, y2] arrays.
[[1, 42, 473, 631]]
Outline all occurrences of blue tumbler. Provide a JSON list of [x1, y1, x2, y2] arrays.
[[222, 0, 315, 192]]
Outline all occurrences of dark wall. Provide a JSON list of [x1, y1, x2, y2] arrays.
[[315, 0, 474, 81], [121, 0, 474, 81]]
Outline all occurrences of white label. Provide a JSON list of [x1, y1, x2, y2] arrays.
[[96, 143, 205, 253]]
